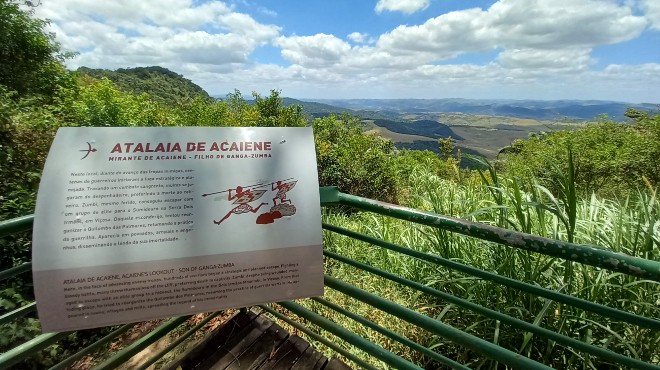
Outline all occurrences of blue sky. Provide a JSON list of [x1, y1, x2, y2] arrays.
[[36, 0, 660, 103]]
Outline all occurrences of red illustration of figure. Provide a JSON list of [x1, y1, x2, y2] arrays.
[[255, 178, 298, 224], [213, 186, 268, 225], [272, 179, 298, 205]]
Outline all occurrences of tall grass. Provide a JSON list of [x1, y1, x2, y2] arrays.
[[302, 160, 659, 369]]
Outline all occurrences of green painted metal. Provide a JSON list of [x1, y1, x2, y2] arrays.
[[0, 187, 657, 369], [323, 223, 660, 331], [0, 215, 34, 238], [322, 187, 660, 282], [324, 275, 553, 370], [311, 297, 470, 370], [324, 250, 660, 370], [49, 324, 136, 370], [259, 304, 379, 370], [277, 300, 424, 370], [0, 263, 31, 282], [134, 311, 222, 370], [0, 332, 70, 370], [92, 315, 190, 370], [0, 302, 36, 325], [319, 186, 340, 203]]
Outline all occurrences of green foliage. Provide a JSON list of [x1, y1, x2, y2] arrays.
[[67, 77, 169, 127], [0, 0, 74, 98], [392, 149, 453, 185], [314, 114, 399, 203], [0, 91, 59, 220], [173, 96, 228, 127], [252, 90, 306, 127], [76, 66, 211, 106], [500, 111, 660, 196], [318, 163, 659, 369]]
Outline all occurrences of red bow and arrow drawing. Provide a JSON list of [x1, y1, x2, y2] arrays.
[[202, 178, 298, 225]]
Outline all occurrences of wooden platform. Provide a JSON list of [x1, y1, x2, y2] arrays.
[[163, 309, 352, 370]]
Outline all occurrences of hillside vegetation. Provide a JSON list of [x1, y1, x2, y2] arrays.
[[77, 66, 211, 105], [1, 3, 659, 369]]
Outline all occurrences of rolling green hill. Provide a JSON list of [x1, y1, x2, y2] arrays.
[[281, 97, 353, 118], [76, 66, 211, 105]]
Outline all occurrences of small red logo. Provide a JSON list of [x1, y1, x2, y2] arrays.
[[79, 142, 97, 160]]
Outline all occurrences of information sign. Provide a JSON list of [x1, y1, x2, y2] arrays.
[[32, 127, 323, 332]]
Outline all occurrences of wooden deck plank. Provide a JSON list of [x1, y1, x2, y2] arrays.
[[162, 310, 258, 370], [309, 354, 327, 370], [290, 346, 324, 370], [225, 322, 289, 370], [162, 310, 352, 370], [324, 357, 352, 370], [262, 335, 310, 370], [207, 315, 274, 370]]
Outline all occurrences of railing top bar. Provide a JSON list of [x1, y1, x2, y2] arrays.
[[0, 215, 34, 238], [0, 302, 37, 326], [320, 187, 660, 282], [0, 332, 69, 370], [0, 262, 31, 282]]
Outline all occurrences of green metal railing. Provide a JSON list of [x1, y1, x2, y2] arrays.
[[0, 186, 658, 369]]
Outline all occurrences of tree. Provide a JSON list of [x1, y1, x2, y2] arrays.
[[0, 0, 72, 97], [314, 114, 399, 203], [253, 90, 306, 127], [499, 112, 660, 196]]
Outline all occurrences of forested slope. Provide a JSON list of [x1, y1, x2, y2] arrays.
[[77, 66, 211, 105]]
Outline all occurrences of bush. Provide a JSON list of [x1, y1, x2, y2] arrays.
[[314, 114, 399, 203], [500, 112, 660, 196]]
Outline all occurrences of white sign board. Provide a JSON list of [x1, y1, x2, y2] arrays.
[[32, 127, 323, 332]]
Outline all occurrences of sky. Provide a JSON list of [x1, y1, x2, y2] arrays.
[[35, 0, 660, 103]]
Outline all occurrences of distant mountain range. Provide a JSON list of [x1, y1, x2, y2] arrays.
[[278, 97, 660, 159], [75, 64, 654, 159], [304, 98, 658, 121], [76, 65, 656, 121]]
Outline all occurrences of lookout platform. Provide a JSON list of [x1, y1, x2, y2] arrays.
[[163, 309, 351, 370]]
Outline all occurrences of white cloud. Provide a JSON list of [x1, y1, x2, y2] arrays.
[[188, 60, 660, 102], [274, 34, 351, 67], [377, 0, 646, 58], [377, 8, 491, 57], [34, 0, 280, 69], [375, 0, 430, 14], [255, 5, 277, 17], [275, 0, 646, 77], [497, 48, 593, 72], [34, 0, 659, 102], [347, 32, 374, 44], [641, 0, 660, 29], [487, 0, 647, 48]]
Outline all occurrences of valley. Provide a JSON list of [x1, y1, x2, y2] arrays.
[[283, 98, 599, 158]]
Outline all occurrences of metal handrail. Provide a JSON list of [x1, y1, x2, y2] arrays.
[[320, 187, 660, 282], [323, 223, 660, 330], [0, 186, 658, 369], [323, 250, 658, 369]]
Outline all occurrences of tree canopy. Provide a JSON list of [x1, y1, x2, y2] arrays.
[[0, 0, 72, 97], [77, 66, 211, 106]]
